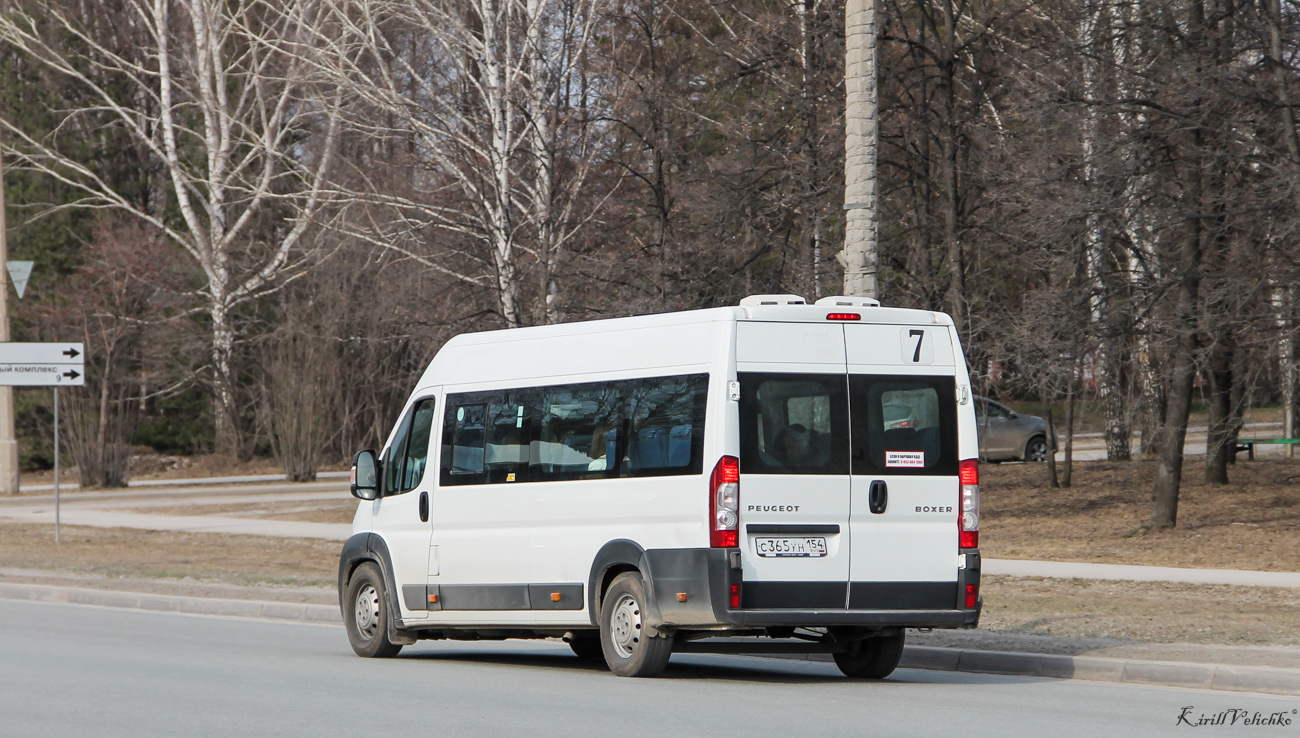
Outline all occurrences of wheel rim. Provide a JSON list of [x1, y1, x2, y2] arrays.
[[354, 583, 381, 640], [1029, 441, 1047, 462], [609, 592, 642, 659]]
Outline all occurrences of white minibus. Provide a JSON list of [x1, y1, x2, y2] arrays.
[[339, 295, 982, 678]]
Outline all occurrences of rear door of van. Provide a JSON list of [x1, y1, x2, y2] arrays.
[[844, 323, 961, 609], [735, 321, 852, 608]]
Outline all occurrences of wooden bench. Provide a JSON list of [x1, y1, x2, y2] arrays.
[[1235, 438, 1300, 460]]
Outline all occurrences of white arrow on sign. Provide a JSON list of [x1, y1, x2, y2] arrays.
[[0, 342, 85, 386]]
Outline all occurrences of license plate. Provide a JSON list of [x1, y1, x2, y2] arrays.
[[754, 537, 828, 558]]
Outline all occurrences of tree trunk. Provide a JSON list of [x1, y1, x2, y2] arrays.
[[1062, 371, 1075, 488], [1150, 146, 1203, 529], [210, 300, 243, 458], [843, 0, 879, 299], [1204, 330, 1233, 484], [1081, 0, 1131, 462], [938, 0, 964, 330], [1151, 339, 1194, 529], [1043, 398, 1059, 488]]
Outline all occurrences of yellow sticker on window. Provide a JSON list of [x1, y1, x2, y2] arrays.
[[506, 473, 516, 482]]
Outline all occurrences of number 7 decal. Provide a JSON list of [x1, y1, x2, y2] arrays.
[[909, 329, 925, 363]]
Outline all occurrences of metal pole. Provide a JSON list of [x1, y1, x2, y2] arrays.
[[54, 386, 59, 544], [0, 130, 19, 494], [842, 0, 879, 300]]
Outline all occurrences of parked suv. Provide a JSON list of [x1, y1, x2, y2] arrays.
[[974, 396, 1055, 462]]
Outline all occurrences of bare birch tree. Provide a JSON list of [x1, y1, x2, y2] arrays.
[[0, 0, 343, 455], [309, 0, 610, 328]]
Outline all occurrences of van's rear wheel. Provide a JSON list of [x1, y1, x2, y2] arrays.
[[833, 630, 905, 679], [599, 572, 673, 677], [345, 562, 403, 658]]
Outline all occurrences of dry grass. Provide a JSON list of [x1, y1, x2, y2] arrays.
[[980, 575, 1300, 646], [981, 458, 1300, 570], [0, 524, 338, 590]]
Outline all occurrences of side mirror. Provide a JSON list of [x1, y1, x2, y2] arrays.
[[351, 450, 380, 500]]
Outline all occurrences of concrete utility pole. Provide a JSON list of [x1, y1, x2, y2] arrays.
[[842, 0, 879, 299], [0, 134, 17, 494]]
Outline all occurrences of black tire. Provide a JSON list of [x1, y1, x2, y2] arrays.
[[1025, 436, 1049, 462], [599, 572, 673, 677], [833, 630, 905, 679], [344, 562, 403, 658], [568, 635, 605, 661]]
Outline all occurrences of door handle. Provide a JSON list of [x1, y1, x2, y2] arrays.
[[868, 480, 888, 514], [419, 491, 429, 523]]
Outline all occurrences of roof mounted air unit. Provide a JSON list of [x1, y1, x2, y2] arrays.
[[815, 296, 881, 308], [738, 294, 807, 306]]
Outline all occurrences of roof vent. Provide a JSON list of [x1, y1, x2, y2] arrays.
[[815, 296, 881, 308], [739, 294, 807, 307]]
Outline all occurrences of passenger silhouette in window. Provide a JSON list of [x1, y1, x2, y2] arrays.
[[773, 423, 828, 469]]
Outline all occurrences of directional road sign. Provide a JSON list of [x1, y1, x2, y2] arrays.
[[0, 342, 84, 386]]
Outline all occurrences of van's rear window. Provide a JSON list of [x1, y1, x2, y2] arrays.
[[738, 373, 850, 475], [849, 375, 958, 477], [738, 372, 958, 476]]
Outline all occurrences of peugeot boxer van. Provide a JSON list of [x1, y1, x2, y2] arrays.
[[339, 295, 982, 678]]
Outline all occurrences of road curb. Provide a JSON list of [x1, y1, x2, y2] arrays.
[[3, 582, 1297, 696], [905, 646, 1300, 695]]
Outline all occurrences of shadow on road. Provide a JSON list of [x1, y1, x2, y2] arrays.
[[390, 647, 1032, 686]]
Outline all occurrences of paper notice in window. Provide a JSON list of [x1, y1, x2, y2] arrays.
[[886, 451, 925, 468]]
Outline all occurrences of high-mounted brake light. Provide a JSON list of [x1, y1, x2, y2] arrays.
[[710, 456, 740, 548], [826, 312, 861, 321], [959, 458, 980, 549]]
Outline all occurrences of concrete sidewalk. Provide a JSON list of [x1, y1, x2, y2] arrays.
[[0, 581, 1294, 697], [984, 559, 1300, 588]]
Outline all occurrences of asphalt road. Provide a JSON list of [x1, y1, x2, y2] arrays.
[[1, 600, 1294, 738]]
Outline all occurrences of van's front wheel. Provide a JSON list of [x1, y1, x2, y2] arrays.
[[599, 572, 673, 677], [833, 630, 905, 679], [344, 562, 403, 658]]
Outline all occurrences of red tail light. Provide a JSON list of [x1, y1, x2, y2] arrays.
[[826, 312, 861, 321], [964, 583, 978, 608], [710, 456, 739, 548], [959, 458, 979, 549], [730, 584, 741, 609]]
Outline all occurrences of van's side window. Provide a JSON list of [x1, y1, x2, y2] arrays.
[[626, 375, 708, 476], [384, 397, 437, 495], [441, 373, 708, 486], [485, 398, 530, 483], [850, 376, 957, 476], [738, 373, 849, 475], [535, 384, 624, 481], [442, 402, 487, 481]]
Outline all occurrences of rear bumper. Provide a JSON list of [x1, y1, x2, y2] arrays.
[[717, 609, 976, 628], [642, 547, 982, 631]]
